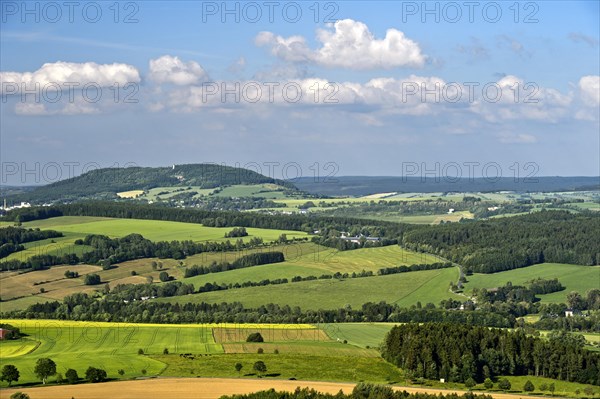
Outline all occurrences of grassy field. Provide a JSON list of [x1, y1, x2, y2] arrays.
[[158, 267, 462, 310], [214, 184, 290, 199], [351, 211, 474, 225], [497, 376, 600, 397], [0, 264, 102, 301], [154, 353, 403, 382], [319, 323, 398, 349], [0, 319, 222, 386], [182, 243, 442, 288], [464, 263, 600, 303], [3, 232, 94, 263], [0, 319, 318, 387], [0, 242, 443, 311], [19, 216, 308, 244], [140, 186, 216, 201]]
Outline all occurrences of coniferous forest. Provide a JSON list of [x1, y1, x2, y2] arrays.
[[382, 323, 600, 385]]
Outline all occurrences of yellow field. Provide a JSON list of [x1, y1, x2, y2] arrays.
[[0, 377, 561, 399], [0, 338, 39, 358], [116, 190, 145, 198], [0, 319, 315, 330], [361, 192, 397, 199]]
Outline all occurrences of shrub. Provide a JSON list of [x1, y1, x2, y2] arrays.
[[498, 378, 511, 391], [246, 332, 264, 342], [524, 380, 535, 392]]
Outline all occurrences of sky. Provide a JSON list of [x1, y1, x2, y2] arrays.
[[0, 1, 599, 185]]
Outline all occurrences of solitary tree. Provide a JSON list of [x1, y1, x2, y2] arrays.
[[253, 361, 267, 377], [524, 380, 535, 392], [235, 362, 243, 376], [65, 368, 79, 384], [163, 348, 169, 355], [0, 365, 19, 386], [159, 271, 170, 282], [34, 358, 56, 384], [498, 378, 511, 392], [118, 369, 125, 377]]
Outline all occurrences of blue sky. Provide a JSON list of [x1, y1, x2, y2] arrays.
[[1, 1, 599, 184]]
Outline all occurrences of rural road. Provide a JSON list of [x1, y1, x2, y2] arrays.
[[0, 377, 551, 399]]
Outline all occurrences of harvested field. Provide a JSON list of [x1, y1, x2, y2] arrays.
[[0, 377, 559, 399]]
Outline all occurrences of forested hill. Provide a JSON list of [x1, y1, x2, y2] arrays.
[[6, 164, 297, 203], [402, 210, 600, 273]]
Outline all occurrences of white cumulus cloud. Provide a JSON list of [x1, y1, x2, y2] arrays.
[[0, 61, 140, 93], [148, 55, 208, 85], [256, 19, 425, 70], [579, 75, 600, 107]]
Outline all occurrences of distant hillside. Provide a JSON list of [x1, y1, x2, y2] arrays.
[[294, 176, 600, 196], [5, 164, 297, 203]]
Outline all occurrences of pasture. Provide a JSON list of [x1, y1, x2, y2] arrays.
[[319, 323, 398, 349], [182, 242, 442, 289], [155, 353, 403, 382], [464, 263, 600, 303], [158, 267, 462, 310], [214, 184, 289, 199], [19, 216, 308, 243]]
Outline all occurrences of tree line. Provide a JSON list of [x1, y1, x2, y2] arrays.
[[5, 201, 417, 240], [1, 296, 513, 327], [381, 323, 600, 385], [473, 279, 565, 305], [221, 385, 494, 399], [183, 252, 285, 277], [0, 227, 63, 259]]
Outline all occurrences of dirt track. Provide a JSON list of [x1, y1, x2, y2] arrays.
[[0, 377, 548, 399]]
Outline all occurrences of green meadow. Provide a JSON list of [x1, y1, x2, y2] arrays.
[[464, 263, 600, 303], [0, 319, 223, 386], [158, 267, 462, 310], [17, 216, 308, 244]]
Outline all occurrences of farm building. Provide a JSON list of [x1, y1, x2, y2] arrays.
[[340, 233, 380, 244], [0, 328, 12, 340]]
